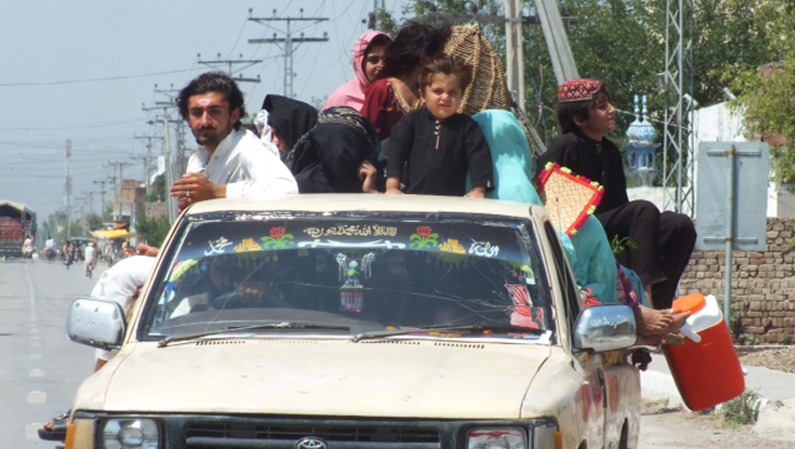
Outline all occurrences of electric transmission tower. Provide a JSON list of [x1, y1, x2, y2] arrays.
[[248, 8, 329, 98], [661, 0, 695, 216]]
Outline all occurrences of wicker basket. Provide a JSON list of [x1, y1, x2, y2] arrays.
[[444, 23, 511, 117]]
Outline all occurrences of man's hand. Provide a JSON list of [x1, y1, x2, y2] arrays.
[[170, 172, 224, 210]]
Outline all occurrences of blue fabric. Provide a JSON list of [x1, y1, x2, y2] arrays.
[[471, 110, 617, 304]]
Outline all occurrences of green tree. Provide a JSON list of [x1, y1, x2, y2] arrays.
[[729, 1, 795, 186], [146, 174, 166, 202], [135, 215, 172, 248]]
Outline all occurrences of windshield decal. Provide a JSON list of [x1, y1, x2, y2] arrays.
[[298, 239, 406, 249], [176, 219, 531, 266], [204, 236, 233, 255], [304, 224, 399, 238], [410, 226, 439, 249], [468, 240, 500, 258], [439, 238, 466, 254], [261, 227, 296, 249], [235, 238, 262, 253]]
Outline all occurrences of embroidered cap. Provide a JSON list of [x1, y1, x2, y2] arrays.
[[558, 78, 604, 104]]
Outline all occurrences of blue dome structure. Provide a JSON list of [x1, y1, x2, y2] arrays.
[[625, 95, 658, 186]]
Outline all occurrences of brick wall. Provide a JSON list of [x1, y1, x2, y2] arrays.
[[678, 218, 795, 343]]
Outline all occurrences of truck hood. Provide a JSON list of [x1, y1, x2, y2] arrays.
[[78, 338, 553, 419]]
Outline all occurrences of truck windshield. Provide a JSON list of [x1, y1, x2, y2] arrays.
[[139, 212, 555, 342]]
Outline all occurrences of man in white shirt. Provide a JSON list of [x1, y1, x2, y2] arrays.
[[83, 242, 97, 277], [169, 71, 298, 211]]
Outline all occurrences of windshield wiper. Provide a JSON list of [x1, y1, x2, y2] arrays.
[[157, 322, 350, 347], [351, 324, 544, 343]]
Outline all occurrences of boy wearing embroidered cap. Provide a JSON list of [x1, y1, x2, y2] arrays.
[[538, 78, 696, 313]]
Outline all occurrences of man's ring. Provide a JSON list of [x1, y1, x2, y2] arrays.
[[186, 191, 192, 202]]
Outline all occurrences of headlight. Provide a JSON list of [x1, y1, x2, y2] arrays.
[[101, 418, 160, 449], [466, 427, 526, 449]]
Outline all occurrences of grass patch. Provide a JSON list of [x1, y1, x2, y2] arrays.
[[720, 390, 761, 426]]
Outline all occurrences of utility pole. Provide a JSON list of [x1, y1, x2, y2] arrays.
[[144, 84, 184, 223], [197, 52, 262, 83], [505, 0, 526, 112], [64, 139, 72, 240], [93, 179, 108, 220], [248, 8, 329, 98], [365, 0, 386, 29], [133, 134, 163, 193]]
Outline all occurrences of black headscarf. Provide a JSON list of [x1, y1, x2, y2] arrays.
[[289, 107, 379, 193], [262, 94, 319, 152]]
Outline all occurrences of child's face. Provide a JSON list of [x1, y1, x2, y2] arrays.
[[363, 45, 387, 83], [578, 93, 617, 138], [422, 74, 463, 121]]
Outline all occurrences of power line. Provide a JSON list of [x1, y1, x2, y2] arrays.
[[248, 8, 330, 98], [0, 68, 198, 87]]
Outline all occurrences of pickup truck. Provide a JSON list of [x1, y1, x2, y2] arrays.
[[64, 194, 640, 449]]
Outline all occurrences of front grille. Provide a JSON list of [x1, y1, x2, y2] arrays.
[[184, 419, 441, 449]]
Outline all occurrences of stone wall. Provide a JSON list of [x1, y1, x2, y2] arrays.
[[678, 218, 795, 344]]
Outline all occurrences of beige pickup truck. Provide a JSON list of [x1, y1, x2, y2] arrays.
[[64, 194, 640, 449]]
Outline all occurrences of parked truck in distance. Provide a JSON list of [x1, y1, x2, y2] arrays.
[[0, 200, 36, 258]]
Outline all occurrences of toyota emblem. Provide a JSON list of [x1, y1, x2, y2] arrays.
[[295, 437, 328, 449]]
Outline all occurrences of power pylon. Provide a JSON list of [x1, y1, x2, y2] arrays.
[[661, 0, 695, 216], [248, 8, 329, 98]]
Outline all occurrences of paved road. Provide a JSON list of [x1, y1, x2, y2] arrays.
[[0, 257, 101, 448]]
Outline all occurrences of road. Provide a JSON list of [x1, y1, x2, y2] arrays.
[[0, 257, 98, 448]]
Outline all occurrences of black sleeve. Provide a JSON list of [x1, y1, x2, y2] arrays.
[[464, 119, 494, 191], [385, 113, 415, 179]]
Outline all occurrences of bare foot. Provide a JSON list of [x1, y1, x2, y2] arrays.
[[635, 306, 673, 337]]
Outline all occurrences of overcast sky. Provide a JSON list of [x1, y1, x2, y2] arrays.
[[0, 0, 408, 227]]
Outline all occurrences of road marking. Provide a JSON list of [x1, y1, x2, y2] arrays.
[[29, 368, 45, 378], [29, 353, 42, 360]]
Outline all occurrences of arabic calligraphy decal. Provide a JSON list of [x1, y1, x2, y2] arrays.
[[304, 224, 398, 238], [468, 240, 500, 258], [204, 237, 233, 255]]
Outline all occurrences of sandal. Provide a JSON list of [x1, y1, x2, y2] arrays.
[[38, 411, 70, 442]]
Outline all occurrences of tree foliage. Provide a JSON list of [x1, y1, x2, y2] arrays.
[[135, 214, 172, 248]]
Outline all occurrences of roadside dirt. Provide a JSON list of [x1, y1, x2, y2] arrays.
[[639, 345, 795, 449], [738, 345, 795, 375]]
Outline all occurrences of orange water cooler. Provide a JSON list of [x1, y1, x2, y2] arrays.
[[663, 294, 745, 411]]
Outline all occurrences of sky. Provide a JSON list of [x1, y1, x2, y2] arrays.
[[0, 0, 409, 226]]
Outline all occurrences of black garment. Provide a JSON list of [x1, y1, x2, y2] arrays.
[[540, 130, 696, 309], [263, 94, 319, 151], [288, 107, 379, 193], [537, 130, 628, 214], [386, 108, 494, 196]]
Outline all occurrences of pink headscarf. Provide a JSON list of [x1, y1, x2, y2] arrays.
[[323, 30, 392, 111]]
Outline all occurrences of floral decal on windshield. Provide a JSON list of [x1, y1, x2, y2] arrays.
[[410, 226, 439, 249], [261, 227, 296, 249]]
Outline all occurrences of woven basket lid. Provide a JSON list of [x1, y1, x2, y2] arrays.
[[539, 163, 605, 237], [444, 24, 511, 117]]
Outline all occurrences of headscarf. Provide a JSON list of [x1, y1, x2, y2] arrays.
[[288, 107, 379, 193], [471, 109, 617, 304], [262, 94, 318, 154], [324, 31, 392, 111]]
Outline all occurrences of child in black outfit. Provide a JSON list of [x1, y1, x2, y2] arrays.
[[538, 78, 696, 311], [385, 54, 493, 197]]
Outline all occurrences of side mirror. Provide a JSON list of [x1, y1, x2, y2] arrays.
[[573, 305, 637, 352], [67, 298, 126, 350]]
